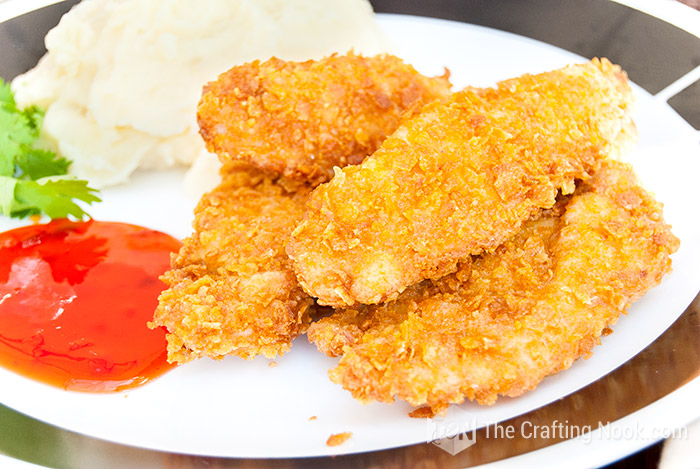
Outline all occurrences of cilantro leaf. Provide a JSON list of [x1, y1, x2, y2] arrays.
[[20, 105, 43, 135], [12, 177, 101, 219], [0, 176, 17, 216], [15, 147, 70, 179], [0, 77, 101, 220], [0, 108, 36, 176], [0, 79, 14, 109]]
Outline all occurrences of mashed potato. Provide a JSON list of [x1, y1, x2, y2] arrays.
[[12, 0, 388, 190]]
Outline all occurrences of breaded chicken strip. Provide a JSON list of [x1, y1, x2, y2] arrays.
[[287, 59, 635, 307], [197, 53, 451, 185], [308, 160, 679, 412], [151, 163, 313, 363], [154, 54, 448, 362]]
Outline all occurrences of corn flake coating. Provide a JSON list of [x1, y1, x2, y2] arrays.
[[197, 53, 451, 185], [152, 163, 314, 363], [308, 160, 679, 413], [287, 59, 636, 307]]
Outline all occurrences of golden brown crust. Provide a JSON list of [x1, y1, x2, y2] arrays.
[[287, 59, 636, 307], [151, 163, 314, 363], [308, 160, 679, 412], [197, 53, 451, 185]]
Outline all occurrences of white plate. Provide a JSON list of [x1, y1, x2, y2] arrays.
[[0, 13, 699, 459]]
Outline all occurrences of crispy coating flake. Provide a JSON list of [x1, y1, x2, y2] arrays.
[[197, 53, 451, 185], [151, 163, 314, 363], [287, 59, 636, 307], [307, 160, 679, 412], [326, 432, 352, 447]]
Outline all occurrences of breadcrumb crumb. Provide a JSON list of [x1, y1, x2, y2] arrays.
[[326, 432, 352, 447], [408, 407, 435, 419]]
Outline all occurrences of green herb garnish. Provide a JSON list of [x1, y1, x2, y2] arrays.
[[0, 77, 100, 219]]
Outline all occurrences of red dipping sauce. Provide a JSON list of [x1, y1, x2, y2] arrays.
[[0, 219, 181, 392]]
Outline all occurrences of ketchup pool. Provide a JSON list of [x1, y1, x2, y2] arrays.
[[0, 219, 182, 392]]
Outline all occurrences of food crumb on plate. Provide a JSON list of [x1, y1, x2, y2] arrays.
[[268, 361, 278, 368], [326, 432, 352, 447], [408, 406, 434, 419], [308, 416, 317, 421]]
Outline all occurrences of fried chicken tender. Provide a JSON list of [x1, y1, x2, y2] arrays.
[[197, 53, 451, 185], [307, 160, 679, 412], [151, 163, 314, 363], [287, 59, 635, 307], [154, 53, 450, 362]]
